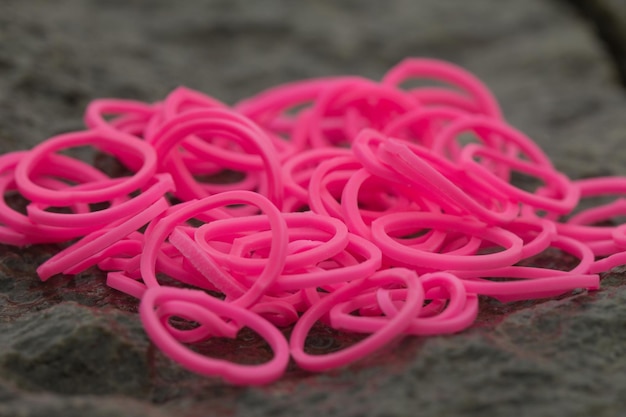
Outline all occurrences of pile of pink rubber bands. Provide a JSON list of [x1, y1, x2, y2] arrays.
[[1, 58, 625, 385]]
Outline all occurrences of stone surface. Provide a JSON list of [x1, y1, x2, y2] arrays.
[[1, 0, 626, 416]]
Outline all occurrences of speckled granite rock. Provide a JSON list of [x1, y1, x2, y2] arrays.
[[1, 0, 626, 416]]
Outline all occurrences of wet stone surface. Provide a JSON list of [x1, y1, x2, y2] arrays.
[[1, 0, 626, 416]]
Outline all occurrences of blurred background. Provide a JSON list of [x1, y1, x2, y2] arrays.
[[1, 0, 626, 175], [1, 1, 626, 416]]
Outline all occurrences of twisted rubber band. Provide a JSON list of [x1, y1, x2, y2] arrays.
[[140, 286, 289, 385]]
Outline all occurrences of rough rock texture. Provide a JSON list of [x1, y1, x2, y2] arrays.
[[1, 0, 626, 416]]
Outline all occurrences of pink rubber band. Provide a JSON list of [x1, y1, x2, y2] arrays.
[[106, 271, 147, 299], [149, 109, 283, 208], [340, 168, 416, 240], [162, 86, 227, 119], [290, 268, 424, 372], [590, 251, 626, 274], [66, 234, 144, 275], [381, 58, 502, 118], [0, 152, 113, 242], [383, 107, 472, 149], [377, 137, 519, 224], [375, 272, 478, 336], [15, 129, 157, 205], [84, 99, 156, 133], [308, 156, 361, 219], [140, 286, 289, 385], [371, 212, 523, 270], [27, 173, 175, 228], [282, 147, 352, 204], [169, 227, 247, 298], [409, 87, 483, 114], [37, 197, 170, 280], [195, 212, 349, 275], [459, 143, 579, 214], [140, 190, 288, 308]]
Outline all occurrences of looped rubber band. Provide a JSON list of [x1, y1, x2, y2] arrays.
[[290, 268, 424, 372], [381, 58, 502, 118], [140, 286, 289, 385], [371, 212, 523, 270], [15, 129, 157, 205], [140, 190, 288, 308]]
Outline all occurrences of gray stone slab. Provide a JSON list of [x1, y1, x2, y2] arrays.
[[0, 0, 626, 416]]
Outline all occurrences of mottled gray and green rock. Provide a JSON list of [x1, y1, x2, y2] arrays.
[[1, 0, 626, 416]]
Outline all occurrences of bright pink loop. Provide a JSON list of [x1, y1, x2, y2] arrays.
[[66, 233, 144, 275], [84, 99, 156, 132], [290, 268, 424, 372], [106, 271, 147, 299], [194, 213, 380, 291], [236, 78, 347, 153], [37, 197, 170, 281], [613, 224, 626, 249], [0, 152, 114, 243], [541, 234, 595, 272], [459, 143, 579, 214], [268, 233, 382, 291], [340, 168, 417, 238], [169, 227, 247, 299], [331, 272, 475, 336], [15, 129, 157, 205], [461, 274, 600, 302], [409, 87, 483, 114], [140, 191, 288, 308], [282, 147, 352, 205], [195, 212, 349, 275], [235, 77, 344, 120], [381, 272, 478, 335], [156, 298, 239, 343], [307, 77, 417, 148], [454, 233, 593, 277], [381, 58, 502, 118], [162, 86, 227, 120], [250, 299, 300, 327], [153, 246, 223, 291], [590, 250, 626, 274], [308, 156, 361, 219], [431, 115, 553, 167], [377, 136, 519, 224], [149, 108, 283, 208], [371, 212, 523, 270], [554, 177, 626, 242], [27, 173, 175, 228], [140, 286, 289, 385], [383, 107, 472, 149], [340, 168, 445, 248], [569, 198, 626, 226]]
